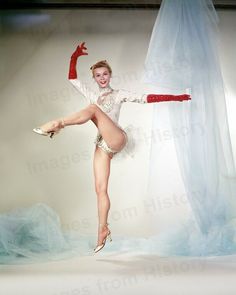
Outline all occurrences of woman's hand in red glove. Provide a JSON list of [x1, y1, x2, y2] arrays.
[[68, 42, 88, 79], [71, 42, 88, 59]]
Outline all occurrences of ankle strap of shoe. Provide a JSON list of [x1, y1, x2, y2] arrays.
[[99, 223, 109, 227], [60, 119, 65, 128]]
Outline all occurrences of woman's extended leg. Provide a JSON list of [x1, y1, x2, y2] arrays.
[[93, 145, 112, 246], [39, 104, 127, 152]]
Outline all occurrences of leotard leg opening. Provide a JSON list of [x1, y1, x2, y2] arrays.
[[94, 131, 128, 159]]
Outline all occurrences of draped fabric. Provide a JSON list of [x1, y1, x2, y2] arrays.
[[142, 0, 236, 255], [0, 203, 93, 264]]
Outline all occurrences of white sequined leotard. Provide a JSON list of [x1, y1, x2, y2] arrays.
[[69, 78, 148, 142]]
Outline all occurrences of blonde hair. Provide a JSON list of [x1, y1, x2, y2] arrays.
[[90, 60, 112, 78]]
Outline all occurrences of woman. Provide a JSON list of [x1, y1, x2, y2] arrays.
[[33, 41, 191, 253]]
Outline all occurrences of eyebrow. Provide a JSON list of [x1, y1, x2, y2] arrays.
[[96, 71, 108, 75]]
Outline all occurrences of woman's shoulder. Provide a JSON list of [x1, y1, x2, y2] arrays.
[[115, 88, 129, 96], [115, 88, 132, 100], [113, 88, 125, 103]]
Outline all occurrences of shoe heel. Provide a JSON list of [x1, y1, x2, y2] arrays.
[[50, 130, 60, 138], [49, 132, 55, 138]]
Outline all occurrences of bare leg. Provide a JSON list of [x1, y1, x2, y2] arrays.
[[93, 145, 112, 246], [39, 104, 127, 151]]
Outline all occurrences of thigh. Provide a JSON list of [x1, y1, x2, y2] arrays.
[[91, 105, 126, 151], [93, 146, 111, 195]]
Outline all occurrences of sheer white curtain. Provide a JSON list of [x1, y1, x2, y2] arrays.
[[142, 0, 236, 255]]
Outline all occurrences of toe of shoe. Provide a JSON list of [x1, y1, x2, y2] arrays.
[[33, 128, 47, 135]]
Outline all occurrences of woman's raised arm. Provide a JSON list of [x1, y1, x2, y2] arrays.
[[68, 42, 97, 104], [68, 42, 88, 79]]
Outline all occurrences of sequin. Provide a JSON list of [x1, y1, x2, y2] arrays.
[[94, 131, 128, 159], [97, 90, 115, 113], [94, 133, 118, 158]]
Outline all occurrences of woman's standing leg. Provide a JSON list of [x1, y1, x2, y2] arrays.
[[93, 145, 112, 247]]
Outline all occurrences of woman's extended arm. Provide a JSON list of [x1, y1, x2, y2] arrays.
[[68, 42, 97, 104], [118, 89, 191, 104], [146, 92, 191, 103]]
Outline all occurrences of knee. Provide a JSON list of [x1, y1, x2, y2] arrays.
[[89, 103, 99, 113], [95, 183, 107, 196], [87, 104, 100, 120]]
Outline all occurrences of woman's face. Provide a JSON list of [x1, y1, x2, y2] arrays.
[[93, 67, 111, 88]]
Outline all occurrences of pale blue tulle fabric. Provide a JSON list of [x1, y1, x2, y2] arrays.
[[0, 203, 94, 264], [0, 202, 173, 264], [141, 0, 236, 256]]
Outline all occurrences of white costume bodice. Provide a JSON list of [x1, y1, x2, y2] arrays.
[[69, 78, 147, 136]]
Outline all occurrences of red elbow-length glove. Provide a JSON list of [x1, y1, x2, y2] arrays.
[[68, 41, 88, 79], [146, 93, 191, 103]]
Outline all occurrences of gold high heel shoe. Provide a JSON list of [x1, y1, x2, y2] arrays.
[[33, 119, 65, 138], [94, 223, 112, 253]]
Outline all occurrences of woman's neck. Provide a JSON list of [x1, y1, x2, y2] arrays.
[[98, 84, 113, 94]]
